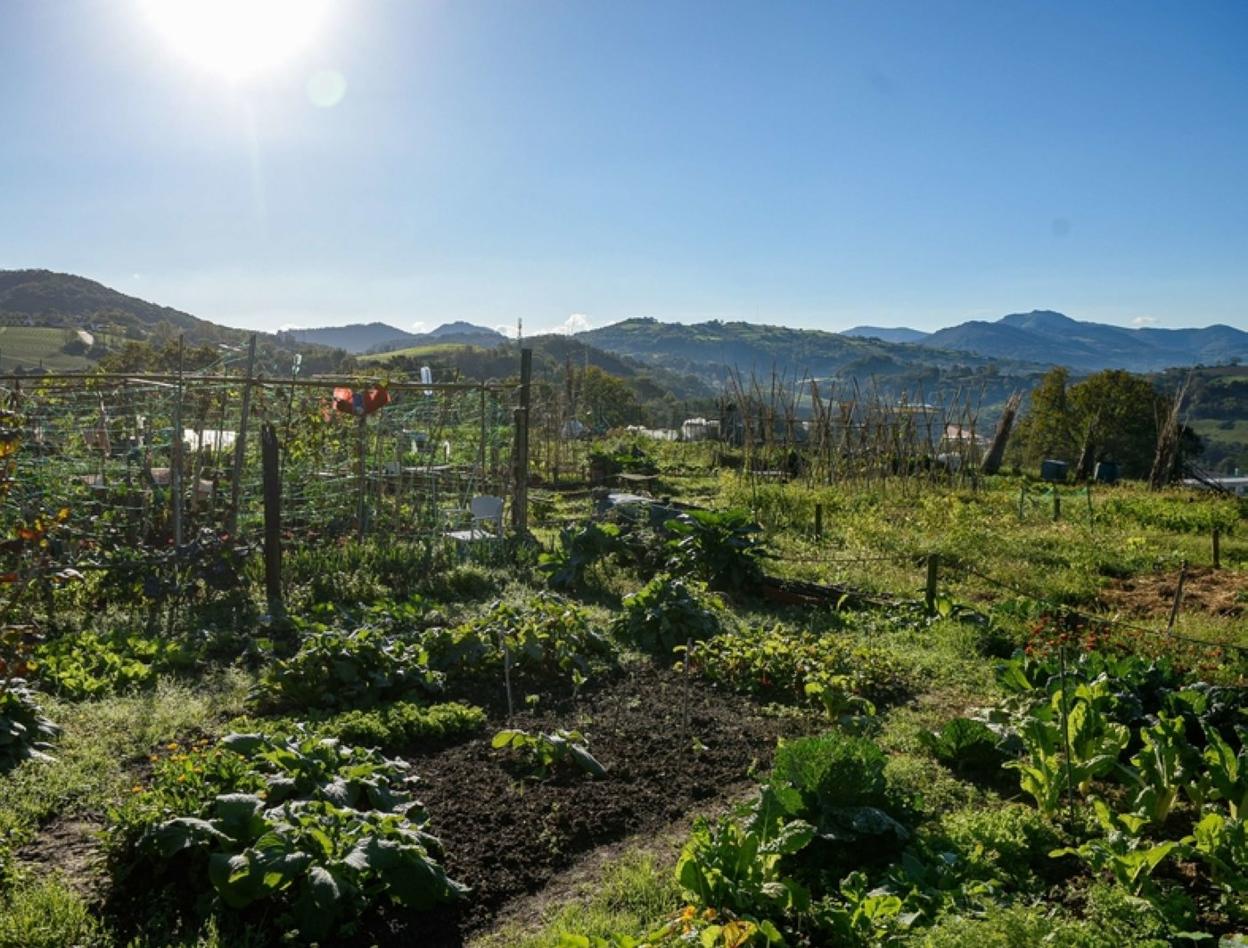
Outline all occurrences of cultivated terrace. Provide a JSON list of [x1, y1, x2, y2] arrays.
[[1, 435, 1245, 947]]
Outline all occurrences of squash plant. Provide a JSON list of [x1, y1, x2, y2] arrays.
[[258, 624, 445, 711], [492, 728, 607, 780], [117, 731, 466, 940]]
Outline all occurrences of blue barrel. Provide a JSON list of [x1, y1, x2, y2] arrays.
[[1040, 459, 1069, 482], [1093, 461, 1119, 484]]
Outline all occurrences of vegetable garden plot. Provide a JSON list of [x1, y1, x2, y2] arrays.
[[362, 661, 807, 945]]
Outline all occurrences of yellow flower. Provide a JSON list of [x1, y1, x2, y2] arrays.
[[166, 742, 179, 751], [131, 785, 143, 793], [176, 774, 187, 782]]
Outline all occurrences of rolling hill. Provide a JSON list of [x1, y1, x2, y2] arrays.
[[286, 320, 506, 354], [0, 269, 347, 374], [842, 325, 930, 344]]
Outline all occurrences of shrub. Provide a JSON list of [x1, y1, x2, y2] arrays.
[[665, 508, 768, 592], [613, 576, 723, 655]]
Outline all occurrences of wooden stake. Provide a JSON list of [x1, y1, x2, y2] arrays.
[[1019, 483, 1026, 521], [814, 503, 823, 539], [1053, 489, 1061, 522], [225, 334, 257, 537], [261, 423, 283, 617], [925, 553, 940, 615], [1057, 644, 1079, 828], [1167, 561, 1188, 633], [1212, 528, 1221, 570], [512, 348, 532, 535], [171, 334, 185, 546]]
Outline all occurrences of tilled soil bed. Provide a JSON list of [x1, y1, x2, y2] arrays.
[[361, 660, 805, 946]]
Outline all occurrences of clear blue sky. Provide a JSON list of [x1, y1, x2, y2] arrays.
[[2, 1, 1246, 335]]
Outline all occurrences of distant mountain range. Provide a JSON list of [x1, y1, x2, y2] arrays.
[[844, 310, 1248, 372], [284, 321, 506, 354], [3, 270, 1244, 383]]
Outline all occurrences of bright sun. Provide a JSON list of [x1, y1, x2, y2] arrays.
[[139, 0, 332, 80]]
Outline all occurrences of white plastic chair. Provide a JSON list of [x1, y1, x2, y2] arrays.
[[445, 495, 504, 546]]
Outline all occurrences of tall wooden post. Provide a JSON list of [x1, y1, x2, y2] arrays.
[[1212, 527, 1221, 570], [171, 334, 185, 546], [814, 503, 823, 539], [355, 411, 368, 538], [226, 334, 257, 537], [512, 348, 532, 535], [261, 423, 283, 616]]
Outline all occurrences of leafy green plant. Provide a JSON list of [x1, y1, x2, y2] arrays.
[[310, 700, 485, 750], [803, 677, 875, 728], [918, 718, 1008, 777], [0, 679, 58, 771], [33, 628, 194, 699], [766, 733, 909, 856], [110, 730, 465, 940], [1125, 713, 1193, 826], [1006, 686, 1130, 815], [258, 624, 444, 711], [1183, 811, 1248, 897], [613, 575, 722, 655], [1051, 799, 1178, 897], [425, 594, 615, 685], [538, 522, 624, 591], [695, 622, 910, 710], [491, 728, 607, 780], [935, 803, 1061, 893], [1190, 722, 1248, 819], [675, 811, 811, 936], [665, 508, 768, 592], [146, 794, 465, 939]]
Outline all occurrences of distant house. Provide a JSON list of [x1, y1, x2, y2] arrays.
[[680, 417, 720, 441], [1183, 475, 1248, 497]]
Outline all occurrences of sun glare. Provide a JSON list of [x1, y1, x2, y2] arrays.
[[139, 0, 332, 80]]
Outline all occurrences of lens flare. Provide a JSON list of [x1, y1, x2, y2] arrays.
[[138, 0, 332, 80]]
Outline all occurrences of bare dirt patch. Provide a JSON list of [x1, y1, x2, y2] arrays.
[[1099, 566, 1246, 620], [358, 661, 808, 947], [16, 817, 106, 900]]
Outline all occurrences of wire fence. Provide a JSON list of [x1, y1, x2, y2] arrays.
[[1, 372, 518, 556]]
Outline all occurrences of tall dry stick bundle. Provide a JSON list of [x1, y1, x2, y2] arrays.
[[981, 390, 1022, 476], [1149, 375, 1190, 490]]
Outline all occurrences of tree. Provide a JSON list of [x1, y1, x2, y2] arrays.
[[1016, 368, 1170, 479], [1015, 367, 1075, 466], [579, 366, 643, 431]]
